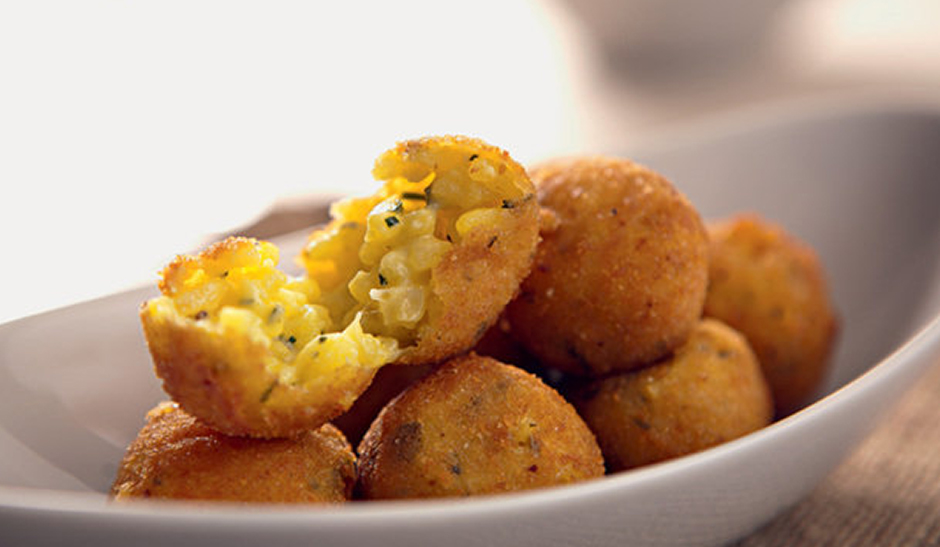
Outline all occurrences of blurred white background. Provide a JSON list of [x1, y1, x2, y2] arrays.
[[2, 0, 940, 323]]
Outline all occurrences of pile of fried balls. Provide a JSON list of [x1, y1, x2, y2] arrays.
[[111, 137, 838, 504]]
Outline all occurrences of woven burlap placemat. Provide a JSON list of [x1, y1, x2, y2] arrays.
[[735, 360, 940, 546]]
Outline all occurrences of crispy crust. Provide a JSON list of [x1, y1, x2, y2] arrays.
[[704, 213, 839, 416], [141, 237, 380, 438], [158, 236, 245, 296], [400, 195, 538, 364], [110, 402, 357, 503], [357, 354, 604, 499], [140, 301, 371, 438], [506, 156, 709, 375], [574, 319, 773, 472]]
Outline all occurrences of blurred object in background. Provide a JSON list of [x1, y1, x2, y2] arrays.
[[564, 0, 940, 153], [562, 0, 793, 79], [779, 0, 940, 80]]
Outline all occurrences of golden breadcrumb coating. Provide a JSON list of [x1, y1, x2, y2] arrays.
[[110, 402, 356, 503], [704, 213, 839, 416], [574, 319, 773, 472], [357, 354, 604, 500], [506, 155, 708, 376]]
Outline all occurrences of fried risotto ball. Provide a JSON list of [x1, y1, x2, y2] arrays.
[[704, 213, 839, 416], [357, 354, 605, 500], [505, 156, 709, 376], [110, 402, 356, 503], [574, 319, 773, 472], [140, 136, 539, 437]]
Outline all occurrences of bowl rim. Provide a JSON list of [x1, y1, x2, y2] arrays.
[[2, 313, 938, 526]]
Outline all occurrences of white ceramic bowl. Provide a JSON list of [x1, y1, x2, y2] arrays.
[[2, 93, 940, 546]]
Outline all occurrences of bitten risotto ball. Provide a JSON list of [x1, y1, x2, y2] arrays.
[[357, 354, 605, 499], [704, 213, 839, 416], [574, 319, 773, 472], [506, 156, 708, 376], [140, 136, 539, 437], [110, 402, 356, 503]]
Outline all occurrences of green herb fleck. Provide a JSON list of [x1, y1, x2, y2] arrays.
[[385, 215, 401, 228], [318, 335, 328, 344], [260, 381, 277, 403], [469, 154, 479, 162], [401, 192, 427, 202], [378, 272, 388, 286], [268, 304, 284, 324], [501, 199, 515, 209]]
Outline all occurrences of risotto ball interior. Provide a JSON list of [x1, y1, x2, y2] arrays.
[[139, 136, 539, 438]]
